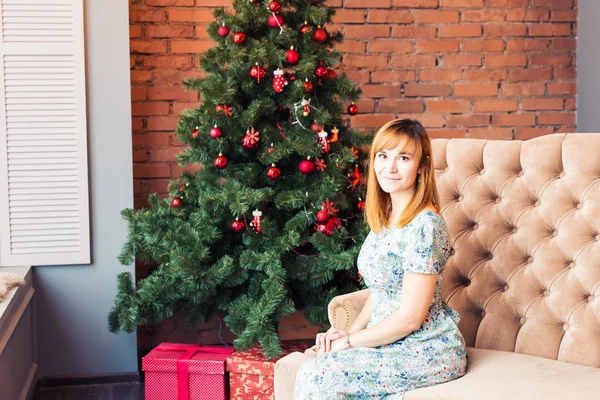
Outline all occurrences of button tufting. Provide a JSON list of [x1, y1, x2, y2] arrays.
[[577, 202, 583, 210], [512, 227, 518, 234], [563, 324, 569, 331], [520, 317, 526, 325], [569, 262, 576, 268], [495, 197, 502, 204], [473, 224, 479, 230], [503, 285, 509, 292], [534, 200, 541, 207], [552, 230, 558, 237], [481, 311, 486, 318], [527, 257, 534, 264], [450, 248, 456, 255], [518, 171, 524, 177], [465, 280, 471, 286], [488, 253, 494, 260], [458, 195, 464, 202], [559, 172, 566, 178], [480, 169, 486, 175], [543, 290, 550, 297], [589, 296, 594, 302], [596, 235, 600, 241]]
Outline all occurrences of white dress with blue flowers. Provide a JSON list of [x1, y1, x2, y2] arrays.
[[294, 210, 467, 399]]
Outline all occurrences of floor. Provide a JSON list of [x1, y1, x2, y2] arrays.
[[33, 382, 143, 400]]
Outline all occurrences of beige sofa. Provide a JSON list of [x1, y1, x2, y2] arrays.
[[275, 133, 600, 399]]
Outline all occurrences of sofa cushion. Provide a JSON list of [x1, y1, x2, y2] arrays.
[[405, 347, 600, 400]]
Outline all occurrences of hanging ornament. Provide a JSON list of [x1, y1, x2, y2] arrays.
[[268, 0, 281, 12], [318, 130, 330, 153], [285, 46, 299, 65], [250, 0, 260, 4], [268, 14, 284, 28], [316, 208, 330, 224], [214, 153, 228, 169], [348, 164, 361, 189], [299, 21, 311, 34], [351, 146, 359, 159], [241, 127, 260, 150], [216, 104, 223, 112], [357, 198, 365, 211], [299, 157, 315, 175], [232, 32, 246, 45], [272, 68, 288, 93], [302, 99, 310, 116], [303, 79, 313, 92], [317, 216, 341, 236], [171, 197, 181, 208], [311, 121, 323, 132], [266, 163, 281, 180], [268, 143, 275, 153], [209, 124, 222, 139], [218, 23, 229, 37], [191, 126, 199, 139], [315, 63, 328, 78], [249, 63, 266, 83], [330, 126, 339, 143], [322, 199, 338, 215], [315, 157, 326, 172], [250, 209, 263, 233], [327, 69, 337, 79], [348, 102, 359, 115], [312, 26, 327, 44], [285, 72, 296, 82], [216, 104, 233, 116], [231, 218, 245, 232]]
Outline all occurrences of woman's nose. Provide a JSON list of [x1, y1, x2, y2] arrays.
[[385, 160, 397, 172]]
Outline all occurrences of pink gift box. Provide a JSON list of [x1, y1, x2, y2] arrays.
[[143, 342, 235, 400]]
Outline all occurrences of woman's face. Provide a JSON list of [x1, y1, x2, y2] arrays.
[[373, 140, 420, 195]]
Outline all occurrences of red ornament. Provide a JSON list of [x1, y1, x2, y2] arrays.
[[312, 26, 327, 44], [317, 216, 341, 236], [318, 130, 330, 153], [286, 73, 296, 82], [266, 163, 281, 180], [348, 102, 359, 115], [311, 122, 323, 132], [302, 99, 310, 116], [299, 21, 311, 34], [209, 125, 222, 139], [231, 218, 245, 232], [315, 65, 328, 78], [232, 32, 246, 45], [171, 197, 181, 208], [330, 126, 339, 143], [191, 127, 199, 138], [286, 46, 300, 65], [322, 199, 338, 215], [241, 127, 260, 150], [268, 14, 284, 28], [250, 209, 263, 233], [218, 23, 229, 37], [214, 153, 228, 169], [348, 164, 361, 189], [272, 69, 288, 93], [357, 198, 366, 211], [215, 104, 223, 112], [299, 157, 315, 175], [327, 69, 337, 79], [268, 143, 275, 153], [316, 209, 330, 224], [303, 79, 313, 92], [315, 158, 326, 172], [268, 1, 281, 12], [249, 63, 266, 83]]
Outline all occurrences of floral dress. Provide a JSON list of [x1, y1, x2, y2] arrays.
[[294, 210, 467, 399]]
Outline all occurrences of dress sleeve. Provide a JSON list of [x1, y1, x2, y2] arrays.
[[404, 216, 449, 275]]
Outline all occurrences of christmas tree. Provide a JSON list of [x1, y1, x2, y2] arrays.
[[109, 0, 372, 358]]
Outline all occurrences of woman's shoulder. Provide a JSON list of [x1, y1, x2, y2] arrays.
[[412, 208, 445, 230]]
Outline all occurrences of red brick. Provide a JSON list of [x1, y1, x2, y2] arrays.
[[439, 25, 482, 38], [392, 26, 437, 38], [133, 133, 170, 148], [548, 83, 576, 95], [171, 40, 214, 53], [167, 9, 215, 23], [151, 70, 205, 85], [344, 70, 370, 84], [515, 127, 554, 140], [564, 98, 576, 110], [351, 114, 396, 128], [506, 9, 549, 21], [131, 71, 153, 84], [371, 70, 417, 83], [551, 39, 576, 52], [465, 69, 508, 81], [148, 86, 198, 101], [419, 69, 463, 81], [427, 100, 471, 113], [172, 102, 201, 114], [130, 25, 142, 38], [529, 24, 572, 37], [131, 87, 147, 101], [415, 40, 459, 53], [130, 9, 167, 22], [509, 69, 552, 82], [427, 129, 467, 138], [462, 39, 505, 52], [484, 24, 527, 37], [344, 55, 388, 68], [554, 67, 576, 80], [132, 118, 144, 132], [195, 26, 211, 38], [492, 113, 535, 126], [132, 102, 169, 116], [393, 0, 438, 6], [144, 56, 193, 69], [440, 0, 484, 7], [335, 41, 366, 53], [379, 99, 424, 113], [443, 54, 482, 67], [455, 83, 498, 97], [538, 112, 575, 125], [148, 116, 179, 131], [551, 10, 577, 22], [485, 54, 526, 67], [367, 10, 414, 23], [447, 115, 491, 127], [333, 10, 365, 23], [134, 163, 171, 179], [507, 39, 550, 52], [469, 128, 513, 139], [530, 0, 574, 8], [404, 84, 452, 97], [346, 0, 391, 8], [130, 40, 168, 53], [367, 40, 413, 53], [502, 83, 546, 96], [133, 149, 148, 163], [461, 10, 505, 22], [345, 25, 390, 38], [398, 114, 446, 128], [529, 54, 571, 67], [146, 0, 193, 5], [474, 99, 518, 112], [521, 98, 563, 110], [415, 11, 459, 24], [485, 0, 528, 6], [390, 54, 436, 67], [361, 85, 402, 98]]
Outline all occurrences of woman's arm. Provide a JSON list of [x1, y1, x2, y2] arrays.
[[347, 291, 372, 334]]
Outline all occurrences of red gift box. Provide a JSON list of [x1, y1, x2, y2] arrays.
[[225, 341, 311, 400], [143, 342, 235, 400]]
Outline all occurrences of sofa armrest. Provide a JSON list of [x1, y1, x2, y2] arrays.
[[327, 289, 370, 331]]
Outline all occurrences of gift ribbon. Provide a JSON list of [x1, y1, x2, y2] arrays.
[[155, 343, 232, 400]]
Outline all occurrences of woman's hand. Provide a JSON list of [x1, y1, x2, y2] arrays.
[[315, 328, 347, 354], [328, 337, 349, 353]]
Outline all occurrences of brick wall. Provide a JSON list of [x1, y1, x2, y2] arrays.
[[129, 0, 577, 348]]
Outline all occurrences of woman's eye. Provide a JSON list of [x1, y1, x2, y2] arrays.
[[399, 156, 409, 161], [377, 153, 386, 159]]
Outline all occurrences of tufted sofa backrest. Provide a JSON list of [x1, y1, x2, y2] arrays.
[[432, 133, 600, 368]]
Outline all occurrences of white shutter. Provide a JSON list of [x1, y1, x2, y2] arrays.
[[0, 0, 90, 266]]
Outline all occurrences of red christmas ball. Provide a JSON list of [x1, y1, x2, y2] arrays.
[[171, 197, 181, 208], [191, 127, 199, 138], [268, 14, 284, 28], [268, 143, 275, 153], [311, 122, 323, 132], [232, 32, 246, 45], [299, 22, 311, 34], [241, 135, 259, 150], [249, 64, 266, 81], [299, 158, 315, 175], [231, 218, 245, 232], [357, 199, 365, 211], [316, 209, 330, 224], [327, 69, 337, 79], [209, 125, 222, 139], [303, 80, 313, 92], [214, 154, 228, 169], [312, 27, 327, 44], [315, 65, 328, 78], [348, 103, 359, 115], [320, 216, 341, 236], [268, 1, 281, 12], [287, 73, 296, 82], [286, 47, 299, 65], [218, 24, 229, 37], [266, 164, 281, 180]]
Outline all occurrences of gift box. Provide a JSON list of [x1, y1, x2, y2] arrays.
[[226, 341, 311, 400], [143, 342, 235, 400]]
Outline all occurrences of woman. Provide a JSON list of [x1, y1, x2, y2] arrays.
[[294, 119, 467, 399]]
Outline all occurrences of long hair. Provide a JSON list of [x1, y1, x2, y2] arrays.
[[364, 119, 441, 233]]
